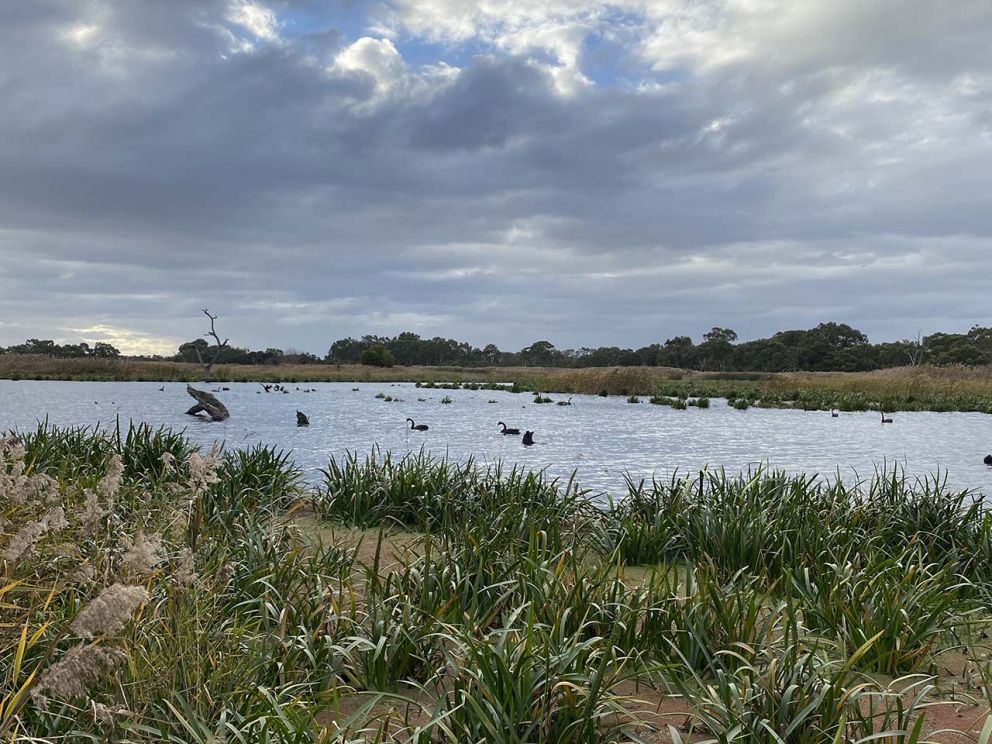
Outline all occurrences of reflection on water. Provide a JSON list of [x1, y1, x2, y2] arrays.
[[1, 380, 990, 496]]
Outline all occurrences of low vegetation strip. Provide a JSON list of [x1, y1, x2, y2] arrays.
[[3, 355, 992, 413], [3, 424, 992, 741]]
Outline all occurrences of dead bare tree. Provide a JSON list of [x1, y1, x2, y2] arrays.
[[904, 330, 925, 367], [195, 309, 229, 381]]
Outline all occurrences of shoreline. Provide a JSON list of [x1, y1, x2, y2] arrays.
[[2, 356, 992, 412]]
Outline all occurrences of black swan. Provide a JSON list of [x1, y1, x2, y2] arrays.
[[407, 418, 429, 431], [522, 431, 535, 446], [984, 454, 992, 466], [296, 411, 309, 427], [880, 411, 893, 424], [498, 422, 520, 435]]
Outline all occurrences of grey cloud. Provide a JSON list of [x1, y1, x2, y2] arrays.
[[0, 0, 990, 355]]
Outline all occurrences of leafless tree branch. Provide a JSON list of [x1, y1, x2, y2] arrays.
[[198, 308, 230, 381]]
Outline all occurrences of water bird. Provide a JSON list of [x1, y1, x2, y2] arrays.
[[352, 387, 360, 392], [831, 409, 839, 417], [159, 386, 165, 392], [557, 398, 573, 406], [522, 431, 535, 446], [498, 422, 520, 435], [881, 411, 893, 424], [984, 454, 992, 466], [406, 418, 429, 431], [296, 411, 309, 427]]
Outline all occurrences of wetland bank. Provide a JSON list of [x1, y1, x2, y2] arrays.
[[4, 348, 992, 741], [4, 423, 992, 742]]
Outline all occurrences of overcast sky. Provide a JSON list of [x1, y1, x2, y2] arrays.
[[1, 1, 990, 355]]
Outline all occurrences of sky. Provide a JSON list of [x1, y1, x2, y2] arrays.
[[0, 0, 990, 356]]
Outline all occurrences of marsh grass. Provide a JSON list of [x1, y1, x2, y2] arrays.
[[4, 426, 992, 741], [6, 355, 992, 412]]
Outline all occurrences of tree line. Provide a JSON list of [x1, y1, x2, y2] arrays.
[[0, 338, 121, 358], [324, 323, 992, 371], [4, 322, 991, 372]]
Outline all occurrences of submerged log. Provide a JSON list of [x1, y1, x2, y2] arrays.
[[296, 410, 309, 427], [185, 385, 230, 422]]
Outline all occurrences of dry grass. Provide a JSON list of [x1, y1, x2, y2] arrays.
[[3, 354, 992, 406]]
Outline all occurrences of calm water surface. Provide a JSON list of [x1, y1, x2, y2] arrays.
[[2, 380, 990, 497]]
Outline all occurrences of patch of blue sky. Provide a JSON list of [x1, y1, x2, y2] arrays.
[[276, 1, 370, 43], [392, 36, 492, 69], [580, 9, 690, 89]]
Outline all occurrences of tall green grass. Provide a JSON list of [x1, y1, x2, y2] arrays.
[[4, 425, 992, 741]]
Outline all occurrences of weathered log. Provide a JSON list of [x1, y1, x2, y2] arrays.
[[185, 385, 230, 422], [296, 410, 309, 427]]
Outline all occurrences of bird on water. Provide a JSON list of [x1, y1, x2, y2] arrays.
[[407, 418, 429, 431]]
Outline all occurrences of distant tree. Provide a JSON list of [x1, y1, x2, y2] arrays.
[[481, 343, 502, 365], [902, 331, 926, 366], [699, 327, 738, 371], [360, 345, 395, 367], [326, 337, 364, 364], [703, 327, 738, 345], [91, 342, 120, 358], [657, 336, 698, 369], [194, 309, 229, 381], [176, 339, 210, 363], [634, 344, 661, 367], [968, 325, 992, 364], [519, 340, 561, 367]]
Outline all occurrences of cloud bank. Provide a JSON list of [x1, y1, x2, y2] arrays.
[[0, 0, 990, 354]]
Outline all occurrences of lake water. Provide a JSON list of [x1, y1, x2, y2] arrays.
[[1, 380, 991, 497]]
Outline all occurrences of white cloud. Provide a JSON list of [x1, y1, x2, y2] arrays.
[[333, 37, 407, 92], [226, 1, 280, 41], [60, 23, 101, 48], [64, 324, 179, 356], [374, 0, 643, 93]]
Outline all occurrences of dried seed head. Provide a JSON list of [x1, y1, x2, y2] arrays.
[[187, 444, 221, 493], [71, 562, 97, 586], [174, 547, 198, 587], [80, 488, 109, 533], [71, 583, 149, 639], [121, 531, 163, 576], [92, 701, 133, 724], [97, 454, 124, 501], [43, 506, 69, 531], [2, 520, 48, 564], [31, 645, 124, 704]]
